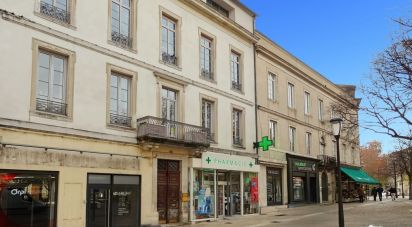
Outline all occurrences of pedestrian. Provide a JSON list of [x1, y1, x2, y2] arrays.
[[377, 185, 384, 201], [358, 186, 365, 203], [371, 186, 377, 201], [389, 187, 396, 201]]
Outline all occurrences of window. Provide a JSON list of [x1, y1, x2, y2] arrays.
[[161, 15, 177, 65], [200, 35, 213, 80], [289, 126, 296, 151], [305, 132, 312, 155], [304, 91, 311, 115], [162, 88, 177, 121], [268, 73, 276, 100], [332, 140, 337, 157], [0, 171, 57, 227], [202, 99, 214, 140], [318, 99, 324, 121], [287, 83, 294, 108], [110, 73, 131, 127], [111, 0, 132, 48], [232, 109, 242, 146], [269, 120, 277, 147], [36, 51, 67, 116], [40, 0, 70, 23], [231, 51, 241, 90], [320, 137, 326, 155], [206, 0, 230, 17]]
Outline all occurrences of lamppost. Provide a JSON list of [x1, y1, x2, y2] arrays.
[[331, 118, 344, 227]]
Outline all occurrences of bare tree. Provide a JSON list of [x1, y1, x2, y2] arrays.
[[361, 19, 412, 140], [393, 139, 412, 199]]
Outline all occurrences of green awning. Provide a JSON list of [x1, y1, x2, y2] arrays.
[[340, 167, 380, 185]]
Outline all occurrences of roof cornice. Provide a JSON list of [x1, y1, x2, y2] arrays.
[[177, 0, 259, 43]]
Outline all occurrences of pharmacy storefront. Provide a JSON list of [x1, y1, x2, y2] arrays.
[[189, 152, 259, 222]]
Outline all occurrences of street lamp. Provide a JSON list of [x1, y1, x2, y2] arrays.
[[331, 117, 344, 227]]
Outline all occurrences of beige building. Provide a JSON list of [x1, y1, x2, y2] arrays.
[[0, 0, 258, 226], [255, 32, 361, 209]]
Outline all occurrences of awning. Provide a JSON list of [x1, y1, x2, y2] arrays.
[[340, 167, 380, 185]]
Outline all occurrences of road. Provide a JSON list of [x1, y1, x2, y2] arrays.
[[183, 197, 412, 227]]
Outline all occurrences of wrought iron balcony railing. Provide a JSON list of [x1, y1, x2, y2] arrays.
[[233, 137, 243, 146], [110, 113, 132, 128], [40, 1, 70, 23], [136, 116, 211, 147], [231, 81, 242, 91], [111, 31, 132, 49], [162, 52, 177, 65], [201, 69, 213, 80], [36, 98, 67, 115], [317, 154, 337, 167]]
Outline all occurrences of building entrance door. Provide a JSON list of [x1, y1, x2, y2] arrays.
[[157, 160, 180, 224], [267, 168, 282, 206], [322, 172, 328, 202], [87, 184, 110, 227]]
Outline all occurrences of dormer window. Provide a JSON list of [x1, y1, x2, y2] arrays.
[[206, 0, 230, 17]]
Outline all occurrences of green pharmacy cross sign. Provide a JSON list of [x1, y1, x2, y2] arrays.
[[253, 136, 273, 151]]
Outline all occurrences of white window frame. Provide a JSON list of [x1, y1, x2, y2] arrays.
[[287, 83, 295, 108], [202, 99, 213, 132], [318, 99, 324, 121], [161, 15, 177, 62], [111, 0, 131, 45], [269, 120, 277, 147], [37, 51, 67, 104], [305, 132, 312, 155], [200, 35, 213, 79], [231, 51, 241, 89], [110, 73, 131, 117], [268, 73, 276, 100], [232, 109, 242, 145], [289, 126, 296, 152], [304, 91, 310, 115], [161, 87, 178, 121]]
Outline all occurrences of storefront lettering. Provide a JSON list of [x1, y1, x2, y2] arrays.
[[293, 160, 317, 172], [10, 188, 26, 196], [205, 157, 253, 169]]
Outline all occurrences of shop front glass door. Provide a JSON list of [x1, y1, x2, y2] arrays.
[[87, 174, 140, 227], [267, 169, 282, 206]]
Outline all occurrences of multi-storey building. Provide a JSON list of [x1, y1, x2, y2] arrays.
[[0, 0, 258, 226], [255, 32, 361, 209]]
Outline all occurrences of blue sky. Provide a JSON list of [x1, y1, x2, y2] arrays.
[[241, 0, 412, 152]]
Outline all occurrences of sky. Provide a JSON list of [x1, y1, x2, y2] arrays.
[[241, 0, 412, 153]]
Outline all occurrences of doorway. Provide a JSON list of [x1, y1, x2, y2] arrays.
[[157, 159, 181, 224], [267, 168, 282, 206], [86, 174, 141, 227], [322, 172, 328, 203], [309, 177, 317, 203]]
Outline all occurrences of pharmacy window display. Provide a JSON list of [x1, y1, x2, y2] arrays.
[[243, 172, 258, 214], [193, 169, 215, 220]]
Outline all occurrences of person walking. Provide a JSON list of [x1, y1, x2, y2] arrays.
[[377, 185, 384, 201], [389, 187, 396, 201], [358, 186, 365, 203], [371, 187, 377, 201]]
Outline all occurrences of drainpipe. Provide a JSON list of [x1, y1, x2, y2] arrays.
[[253, 43, 258, 160]]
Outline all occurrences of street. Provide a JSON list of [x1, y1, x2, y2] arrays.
[[184, 197, 412, 227]]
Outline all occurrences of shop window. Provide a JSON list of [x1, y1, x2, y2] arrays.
[[87, 174, 140, 227], [243, 172, 258, 214], [292, 176, 305, 201], [193, 170, 215, 220], [0, 171, 57, 227]]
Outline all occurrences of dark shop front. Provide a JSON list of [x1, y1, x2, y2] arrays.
[[287, 155, 319, 205]]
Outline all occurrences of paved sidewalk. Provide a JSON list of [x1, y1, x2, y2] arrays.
[[182, 197, 412, 227]]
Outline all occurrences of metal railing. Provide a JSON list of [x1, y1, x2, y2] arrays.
[[111, 31, 133, 49], [136, 116, 211, 146], [36, 98, 67, 115], [40, 1, 70, 23], [110, 113, 132, 127], [162, 52, 177, 65], [318, 154, 337, 166], [231, 81, 242, 90], [233, 137, 243, 146], [201, 69, 213, 80]]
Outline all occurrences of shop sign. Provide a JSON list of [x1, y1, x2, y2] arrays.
[[202, 152, 259, 172], [267, 168, 280, 175], [10, 188, 26, 196], [292, 159, 317, 172]]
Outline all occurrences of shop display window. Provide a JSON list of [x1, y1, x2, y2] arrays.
[[243, 172, 258, 214], [0, 171, 57, 227], [292, 176, 305, 201], [193, 169, 215, 220]]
